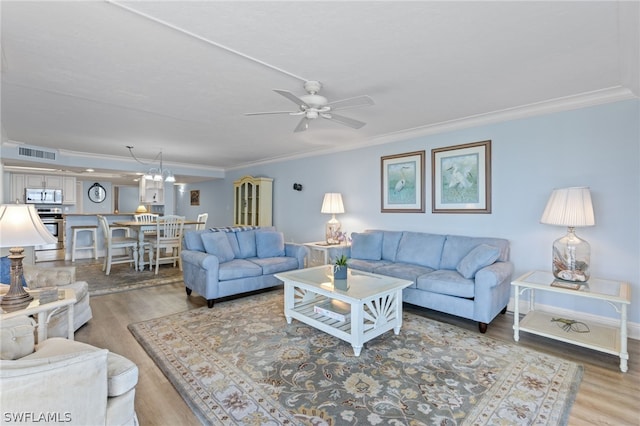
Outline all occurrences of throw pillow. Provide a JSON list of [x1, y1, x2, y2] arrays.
[[256, 231, 285, 258], [456, 244, 500, 279], [201, 232, 235, 263], [0, 256, 26, 286], [351, 232, 383, 260]]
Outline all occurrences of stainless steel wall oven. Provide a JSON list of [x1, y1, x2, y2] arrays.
[[35, 207, 65, 262]]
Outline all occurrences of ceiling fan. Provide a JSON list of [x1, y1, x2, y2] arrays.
[[245, 81, 374, 133]]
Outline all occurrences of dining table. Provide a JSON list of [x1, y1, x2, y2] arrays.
[[113, 219, 203, 271]]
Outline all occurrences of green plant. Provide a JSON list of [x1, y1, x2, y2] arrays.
[[334, 254, 348, 272]]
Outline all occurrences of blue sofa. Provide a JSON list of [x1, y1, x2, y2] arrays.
[[346, 230, 514, 332], [181, 226, 308, 308]]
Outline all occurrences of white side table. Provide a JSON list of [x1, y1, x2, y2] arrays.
[[512, 271, 631, 372], [1, 288, 76, 342], [303, 241, 350, 267]]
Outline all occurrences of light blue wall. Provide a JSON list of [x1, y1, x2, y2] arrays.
[[205, 99, 639, 324]]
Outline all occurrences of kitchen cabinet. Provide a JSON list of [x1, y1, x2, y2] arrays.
[[233, 175, 273, 226], [24, 174, 63, 189], [139, 178, 164, 205], [62, 177, 77, 204], [10, 174, 76, 204]]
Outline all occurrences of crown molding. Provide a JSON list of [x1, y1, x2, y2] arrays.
[[228, 86, 637, 171]]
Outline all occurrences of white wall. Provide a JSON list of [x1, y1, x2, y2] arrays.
[[213, 99, 639, 326]]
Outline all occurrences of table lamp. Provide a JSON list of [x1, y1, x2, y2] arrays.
[[0, 204, 57, 310], [540, 187, 595, 282], [321, 193, 345, 245]]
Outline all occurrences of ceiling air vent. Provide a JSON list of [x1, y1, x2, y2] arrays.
[[18, 146, 58, 161]]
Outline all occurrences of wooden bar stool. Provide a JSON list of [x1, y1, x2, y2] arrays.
[[71, 225, 98, 262]]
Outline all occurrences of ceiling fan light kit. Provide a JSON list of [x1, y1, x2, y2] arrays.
[[246, 80, 374, 133]]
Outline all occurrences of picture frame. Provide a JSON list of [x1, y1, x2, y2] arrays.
[[432, 140, 491, 213], [190, 190, 200, 206], [381, 150, 425, 213]]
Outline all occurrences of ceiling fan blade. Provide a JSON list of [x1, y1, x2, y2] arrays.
[[245, 111, 297, 116], [274, 90, 310, 108], [324, 113, 366, 129], [293, 116, 309, 133], [326, 95, 374, 111]]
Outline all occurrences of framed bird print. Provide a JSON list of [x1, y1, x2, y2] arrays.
[[432, 140, 491, 213], [381, 150, 425, 213]]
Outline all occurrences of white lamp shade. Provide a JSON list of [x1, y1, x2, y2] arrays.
[[321, 193, 345, 214], [0, 204, 57, 247], [540, 187, 595, 227]]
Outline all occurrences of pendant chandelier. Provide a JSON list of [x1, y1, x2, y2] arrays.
[[127, 146, 175, 182]]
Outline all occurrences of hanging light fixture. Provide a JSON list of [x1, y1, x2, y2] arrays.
[[127, 146, 176, 183]]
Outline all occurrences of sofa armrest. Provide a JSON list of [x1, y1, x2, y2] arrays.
[[22, 265, 76, 289], [475, 261, 514, 289], [285, 243, 309, 269], [181, 250, 220, 271], [1, 338, 109, 425]]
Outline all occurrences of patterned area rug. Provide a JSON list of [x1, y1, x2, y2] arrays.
[[129, 290, 583, 425], [74, 260, 184, 296]]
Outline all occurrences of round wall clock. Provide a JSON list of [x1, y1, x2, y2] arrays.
[[88, 182, 107, 203]]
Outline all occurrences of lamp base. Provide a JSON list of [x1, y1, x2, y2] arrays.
[[551, 227, 590, 282], [0, 248, 33, 312], [325, 217, 342, 245]]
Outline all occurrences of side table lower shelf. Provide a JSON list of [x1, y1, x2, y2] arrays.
[[512, 270, 630, 373], [519, 311, 622, 357]]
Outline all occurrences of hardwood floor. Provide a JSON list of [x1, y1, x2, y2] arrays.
[[72, 277, 640, 425]]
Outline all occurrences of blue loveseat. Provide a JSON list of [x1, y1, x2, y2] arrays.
[[181, 226, 308, 307], [346, 230, 514, 332]]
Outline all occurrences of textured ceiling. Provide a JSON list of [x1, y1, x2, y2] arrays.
[[1, 1, 638, 180]]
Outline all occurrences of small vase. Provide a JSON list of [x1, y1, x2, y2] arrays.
[[334, 266, 347, 280]]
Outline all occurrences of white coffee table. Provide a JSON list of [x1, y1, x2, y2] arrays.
[[275, 265, 413, 356], [1, 288, 76, 342]]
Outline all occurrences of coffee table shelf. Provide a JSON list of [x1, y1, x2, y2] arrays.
[[276, 265, 413, 356]]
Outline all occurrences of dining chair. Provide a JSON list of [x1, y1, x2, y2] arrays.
[[134, 213, 159, 270], [148, 215, 185, 275], [97, 215, 138, 275], [196, 213, 208, 230]]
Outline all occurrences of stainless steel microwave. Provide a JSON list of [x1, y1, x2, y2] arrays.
[[25, 188, 63, 204]]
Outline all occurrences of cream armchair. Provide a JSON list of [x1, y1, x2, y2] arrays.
[[1, 316, 139, 426], [21, 264, 93, 337]]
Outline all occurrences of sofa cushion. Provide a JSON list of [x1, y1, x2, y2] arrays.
[[256, 231, 285, 258], [346, 259, 392, 273], [218, 259, 262, 281], [183, 231, 207, 252], [417, 270, 475, 298], [201, 232, 235, 263], [351, 232, 383, 260], [226, 233, 241, 258], [396, 232, 446, 269], [381, 231, 403, 261], [456, 244, 500, 279], [374, 262, 433, 288], [347, 258, 391, 272], [0, 316, 35, 360], [250, 256, 299, 275], [236, 230, 257, 259]]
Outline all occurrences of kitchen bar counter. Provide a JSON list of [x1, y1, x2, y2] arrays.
[[64, 214, 135, 261], [64, 213, 140, 217]]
